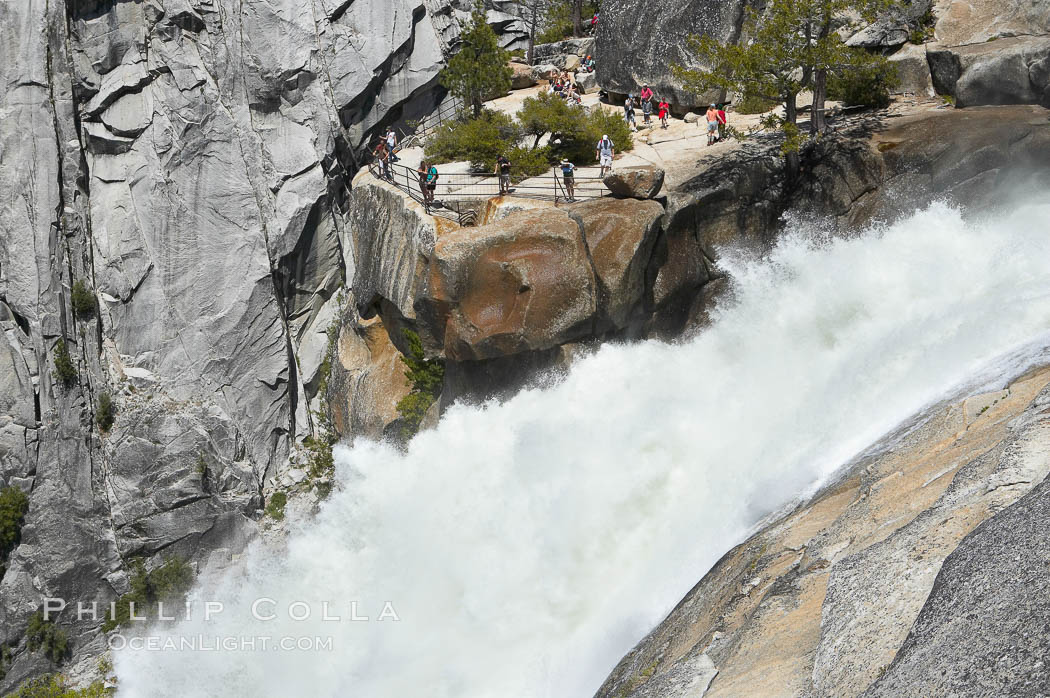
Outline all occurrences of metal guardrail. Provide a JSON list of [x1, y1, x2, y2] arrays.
[[368, 157, 609, 225], [410, 97, 465, 142]]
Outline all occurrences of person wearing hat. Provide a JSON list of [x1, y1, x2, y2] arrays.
[[596, 134, 615, 177], [559, 157, 577, 201], [705, 104, 719, 146]]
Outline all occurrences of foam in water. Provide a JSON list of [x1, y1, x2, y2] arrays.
[[115, 197, 1050, 697]]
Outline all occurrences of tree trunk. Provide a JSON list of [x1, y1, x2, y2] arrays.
[[572, 0, 583, 37], [811, 69, 827, 134], [472, 95, 483, 119], [811, 13, 832, 135], [784, 91, 800, 184]]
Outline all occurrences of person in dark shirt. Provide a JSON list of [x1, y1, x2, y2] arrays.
[[496, 154, 512, 194]]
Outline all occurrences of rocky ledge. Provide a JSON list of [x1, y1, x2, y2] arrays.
[[597, 366, 1050, 698]]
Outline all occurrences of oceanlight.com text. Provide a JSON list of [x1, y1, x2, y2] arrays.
[[108, 634, 334, 652]]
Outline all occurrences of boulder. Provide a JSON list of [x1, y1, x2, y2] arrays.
[[595, 0, 750, 106], [532, 63, 561, 81], [888, 43, 936, 97], [845, 0, 932, 49], [347, 171, 437, 324], [683, 111, 701, 124], [576, 70, 599, 94], [328, 314, 411, 442], [568, 199, 665, 328], [932, 0, 1050, 46], [510, 61, 537, 89], [418, 209, 597, 361], [928, 37, 1050, 108], [603, 166, 666, 199], [532, 37, 596, 63]]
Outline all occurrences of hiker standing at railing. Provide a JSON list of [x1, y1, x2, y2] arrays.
[[496, 154, 512, 195], [426, 162, 439, 204], [374, 140, 392, 181], [417, 161, 430, 204], [559, 158, 577, 202], [384, 128, 399, 162]]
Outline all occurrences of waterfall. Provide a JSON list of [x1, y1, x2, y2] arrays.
[[115, 196, 1050, 697]]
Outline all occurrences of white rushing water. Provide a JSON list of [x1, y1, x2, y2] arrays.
[[116, 196, 1050, 697]]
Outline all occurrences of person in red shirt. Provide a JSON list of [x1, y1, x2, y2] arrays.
[[639, 85, 653, 103], [658, 99, 670, 129], [716, 106, 728, 142]]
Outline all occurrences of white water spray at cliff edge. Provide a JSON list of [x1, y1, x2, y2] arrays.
[[116, 196, 1050, 697]]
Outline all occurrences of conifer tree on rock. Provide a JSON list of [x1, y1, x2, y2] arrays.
[[442, 1, 514, 118], [674, 0, 898, 179]]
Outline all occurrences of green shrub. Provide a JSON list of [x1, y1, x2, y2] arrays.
[[909, 8, 936, 44], [734, 93, 778, 114], [395, 329, 445, 442], [52, 339, 77, 388], [424, 109, 522, 171], [828, 60, 899, 109], [96, 392, 115, 432], [265, 491, 288, 520], [439, 1, 513, 117], [0, 486, 29, 568], [508, 145, 552, 182], [8, 674, 112, 697], [102, 558, 194, 632], [552, 106, 634, 165], [70, 280, 95, 318], [27, 611, 69, 665], [518, 91, 582, 148]]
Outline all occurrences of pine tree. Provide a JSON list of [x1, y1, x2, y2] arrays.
[[674, 0, 897, 177], [441, 1, 513, 118]]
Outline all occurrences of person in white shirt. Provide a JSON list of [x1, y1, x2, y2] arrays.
[[596, 135, 614, 177]]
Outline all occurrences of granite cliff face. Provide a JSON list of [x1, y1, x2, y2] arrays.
[[0, 0, 525, 688]]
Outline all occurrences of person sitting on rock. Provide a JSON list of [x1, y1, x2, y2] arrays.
[[705, 104, 719, 146], [582, 55, 595, 73], [566, 84, 582, 105], [560, 158, 577, 201], [596, 134, 615, 177], [496, 154, 512, 195]]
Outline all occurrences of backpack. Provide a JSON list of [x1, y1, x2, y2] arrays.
[[560, 161, 574, 176], [427, 166, 438, 182]]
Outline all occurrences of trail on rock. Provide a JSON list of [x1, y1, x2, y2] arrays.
[[115, 195, 1050, 698]]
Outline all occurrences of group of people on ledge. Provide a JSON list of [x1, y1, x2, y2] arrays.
[[623, 85, 728, 145], [549, 70, 587, 105]]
